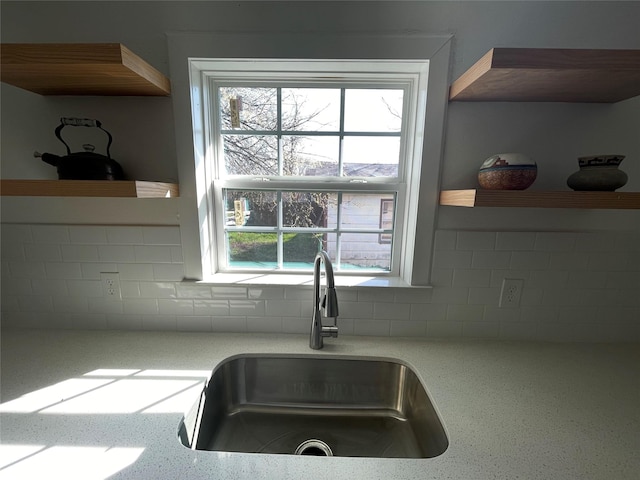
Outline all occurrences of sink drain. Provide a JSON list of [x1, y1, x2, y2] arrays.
[[294, 439, 333, 456]]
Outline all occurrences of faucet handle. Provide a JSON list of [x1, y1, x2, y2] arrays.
[[323, 287, 339, 318]]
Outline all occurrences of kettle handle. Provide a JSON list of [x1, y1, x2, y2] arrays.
[[54, 117, 113, 158]]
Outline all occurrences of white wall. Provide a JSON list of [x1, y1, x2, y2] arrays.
[[1, 1, 639, 340]]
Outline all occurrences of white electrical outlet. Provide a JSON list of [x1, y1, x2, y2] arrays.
[[499, 278, 523, 308], [101, 272, 122, 300]]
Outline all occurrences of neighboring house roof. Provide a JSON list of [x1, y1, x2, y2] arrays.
[[306, 162, 398, 177]]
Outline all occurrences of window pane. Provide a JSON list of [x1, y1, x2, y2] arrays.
[[342, 137, 400, 177], [340, 233, 392, 271], [344, 89, 403, 132], [282, 136, 339, 176], [227, 232, 277, 268], [283, 192, 337, 228], [219, 87, 278, 131], [340, 194, 395, 230], [223, 135, 278, 176], [281, 88, 341, 131], [283, 233, 325, 269], [224, 190, 277, 227]]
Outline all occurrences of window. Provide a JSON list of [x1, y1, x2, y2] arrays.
[[174, 34, 452, 286], [195, 60, 428, 276]]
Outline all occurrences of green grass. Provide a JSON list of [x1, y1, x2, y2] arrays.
[[228, 232, 322, 263]]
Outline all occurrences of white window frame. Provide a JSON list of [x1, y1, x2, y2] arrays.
[[168, 32, 452, 287], [199, 61, 423, 277]]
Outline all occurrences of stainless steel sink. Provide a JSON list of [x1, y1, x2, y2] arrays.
[[178, 354, 448, 458]]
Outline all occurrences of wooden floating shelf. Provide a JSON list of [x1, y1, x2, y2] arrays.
[[0, 179, 179, 198], [440, 190, 640, 210], [449, 48, 640, 103], [0, 43, 171, 96]]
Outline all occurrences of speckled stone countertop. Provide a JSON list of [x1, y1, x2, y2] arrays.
[[1, 329, 638, 479]]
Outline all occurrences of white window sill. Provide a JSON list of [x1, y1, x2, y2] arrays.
[[195, 273, 432, 289]]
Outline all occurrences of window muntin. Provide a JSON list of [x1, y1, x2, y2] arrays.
[[202, 66, 424, 276]]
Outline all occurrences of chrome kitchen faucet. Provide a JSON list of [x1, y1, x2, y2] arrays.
[[309, 251, 339, 349]]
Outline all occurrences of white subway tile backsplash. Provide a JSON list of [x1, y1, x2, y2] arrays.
[[66, 279, 103, 298], [193, 300, 229, 316], [61, 245, 99, 262], [158, 298, 194, 315], [500, 322, 539, 340], [2, 225, 636, 343], [106, 226, 144, 245], [390, 320, 426, 337], [171, 247, 184, 263], [410, 303, 447, 322], [152, 264, 184, 281], [3, 224, 33, 243], [374, 302, 410, 320], [141, 314, 177, 331], [45, 262, 83, 280], [30, 225, 66, 244], [176, 283, 210, 299], [81, 262, 118, 280], [120, 281, 141, 299], [534, 232, 576, 252], [53, 296, 89, 313], [89, 298, 124, 314], [134, 246, 174, 263], [446, 304, 485, 322], [483, 306, 520, 323], [432, 250, 473, 269], [471, 251, 511, 269], [177, 315, 212, 332], [98, 245, 135, 263], [433, 230, 457, 251], [10, 261, 47, 279], [107, 314, 143, 330], [265, 299, 302, 317], [142, 226, 181, 245], [528, 271, 568, 289], [248, 287, 285, 300], [1, 277, 32, 296], [338, 301, 373, 319], [229, 300, 265, 317], [69, 226, 107, 244], [247, 316, 284, 333], [121, 299, 157, 315], [468, 287, 500, 306], [431, 287, 469, 305], [587, 252, 636, 271], [25, 244, 62, 262], [211, 286, 247, 299], [2, 243, 24, 260], [510, 252, 550, 270], [117, 264, 154, 280], [463, 321, 500, 339], [213, 316, 247, 333], [282, 317, 308, 334], [566, 271, 606, 289], [452, 268, 491, 288], [394, 288, 432, 304], [31, 278, 69, 297], [426, 321, 462, 338], [17, 295, 53, 312], [456, 231, 496, 251], [354, 319, 390, 336], [548, 252, 589, 271], [574, 232, 616, 252]]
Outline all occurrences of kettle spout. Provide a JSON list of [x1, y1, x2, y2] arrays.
[[34, 151, 61, 167]]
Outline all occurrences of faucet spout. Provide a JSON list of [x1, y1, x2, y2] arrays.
[[309, 251, 339, 350]]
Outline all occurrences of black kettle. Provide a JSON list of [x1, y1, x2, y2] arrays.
[[34, 117, 125, 180]]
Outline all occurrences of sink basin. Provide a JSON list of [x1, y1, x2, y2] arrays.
[[178, 354, 448, 458]]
